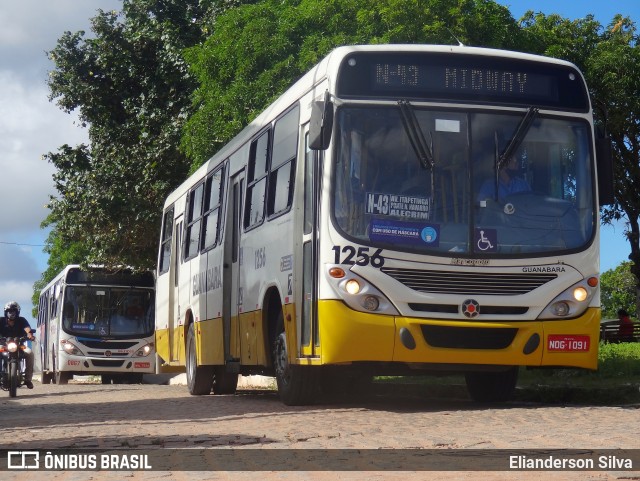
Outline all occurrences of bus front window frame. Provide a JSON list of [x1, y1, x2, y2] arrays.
[[331, 104, 596, 259]]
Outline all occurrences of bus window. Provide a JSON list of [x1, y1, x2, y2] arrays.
[[159, 207, 174, 275], [245, 130, 270, 228], [185, 183, 204, 259]]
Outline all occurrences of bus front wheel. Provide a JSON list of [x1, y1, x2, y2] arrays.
[[465, 367, 518, 403], [55, 370, 71, 385], [272, 314, 318, 405], [212, 367, 238, 395], [186, 323, 213, 395]]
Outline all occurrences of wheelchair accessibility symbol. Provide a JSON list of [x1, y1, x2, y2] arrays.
[[475, 228, 497, 252]]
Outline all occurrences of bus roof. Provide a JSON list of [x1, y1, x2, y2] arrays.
[[40, 265, 154, 294]]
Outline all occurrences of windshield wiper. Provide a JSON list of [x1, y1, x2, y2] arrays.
[[398, 100, 434, 170], [497, 106, 539, 170]]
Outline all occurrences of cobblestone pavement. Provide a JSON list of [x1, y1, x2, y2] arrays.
[[1, 379, 638, 481]]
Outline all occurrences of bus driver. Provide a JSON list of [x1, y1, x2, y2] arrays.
[[477, 155, 530, 203]]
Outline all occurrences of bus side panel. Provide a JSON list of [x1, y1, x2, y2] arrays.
[[155, 327, 171, 366], [196, 318, 224, 365], [239, 310, 259, 365]]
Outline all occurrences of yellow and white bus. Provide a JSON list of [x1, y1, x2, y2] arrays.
[[38, 265, 156, 384], [155, 44, 613, 404]]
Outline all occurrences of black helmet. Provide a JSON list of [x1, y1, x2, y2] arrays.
[[4, 301, 20, 320]]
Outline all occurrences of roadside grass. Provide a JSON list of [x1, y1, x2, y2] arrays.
[[515, 341, 640, 404], [374, 342, 640, 405]]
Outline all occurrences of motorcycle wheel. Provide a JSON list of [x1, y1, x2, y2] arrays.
[[9, 361, 18, 398]]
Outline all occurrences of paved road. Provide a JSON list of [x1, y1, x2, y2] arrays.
[[1, 379, 638, 481]]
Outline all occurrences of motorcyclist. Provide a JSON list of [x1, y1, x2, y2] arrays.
[[0, 301, 35, 389]]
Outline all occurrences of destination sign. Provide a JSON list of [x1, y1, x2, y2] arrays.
[[337, 51, 589, 111]]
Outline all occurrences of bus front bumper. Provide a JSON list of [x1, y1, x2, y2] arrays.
[[318, 300, 599, 370]]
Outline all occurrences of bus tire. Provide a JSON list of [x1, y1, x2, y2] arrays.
[[41, 371, 54, 384], [186, 323, 213, 395], [212, 367, 238, 395], [272, 313, 318, 406], [55, 370, 71, 385], [321, 368, 373, 399], [101, 375, 112, 384], [465, 367, 518, 403], [127, 373, 144, 384]]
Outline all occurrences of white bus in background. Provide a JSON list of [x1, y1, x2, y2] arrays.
[[155, 44, 613, 405], [37, 265, 155, 384]]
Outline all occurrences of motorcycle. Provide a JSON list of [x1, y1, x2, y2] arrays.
[[0, 332, 33, 397]]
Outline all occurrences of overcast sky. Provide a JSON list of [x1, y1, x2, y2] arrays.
[[1, 1, 638, 323], [0, 1, 120, 320]]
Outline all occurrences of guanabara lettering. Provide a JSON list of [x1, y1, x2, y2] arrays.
[[522, 266, 566, 273]]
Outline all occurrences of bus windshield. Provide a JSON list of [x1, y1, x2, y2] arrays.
[[332, 106, 595, 256], [61, 286, 154, 338]]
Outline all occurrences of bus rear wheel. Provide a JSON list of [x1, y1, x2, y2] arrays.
[[186, 323, 213, 395], [272, 314, 318, 405], [465, 367, 518, 403]]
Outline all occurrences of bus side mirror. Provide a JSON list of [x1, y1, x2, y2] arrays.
[[596, 136, 614, 206], [309, 94, 334, 150]]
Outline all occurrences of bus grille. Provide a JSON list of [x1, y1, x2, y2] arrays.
[[381, 268, 557, 295], [91, 360, 126, 368], [77, 340, 138, 350], [420, 325, 517, 349]]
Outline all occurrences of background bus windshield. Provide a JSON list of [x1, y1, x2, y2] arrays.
[[332, 106, 595, 257], [62, 287, 154, 337]]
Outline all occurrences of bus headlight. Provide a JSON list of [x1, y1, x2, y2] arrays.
[[345, 279, 361, 295], [551, 302, 570, 317], [327, 265, 399, 316], [539, 277, 598, 320], [362, 295, 380, 311], [573, 287, 588, 302], [135, 343, 153, 357], [61, 340, 82, 356]]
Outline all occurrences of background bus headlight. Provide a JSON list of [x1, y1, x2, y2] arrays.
[[61, 340, 82, 356], [135, 343, 153, 357], [539, 277, 598, 319]]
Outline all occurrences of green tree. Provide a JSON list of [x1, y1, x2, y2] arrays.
[[519, 13, 640, 312], [600, 261, 637, 319], [44, 1, 215, 273], [36, 0, 258, 310], [183, 0, 523, 166]]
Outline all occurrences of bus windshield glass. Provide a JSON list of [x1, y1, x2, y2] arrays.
[[332, 106, 595, 256], [61, 287, 154, 338]]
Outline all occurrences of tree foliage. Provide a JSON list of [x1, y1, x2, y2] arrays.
[[518, 13, 640, 308], [600, 261, 637, 319], [43, 0, 224, 273], [182, 0, 523, 166]]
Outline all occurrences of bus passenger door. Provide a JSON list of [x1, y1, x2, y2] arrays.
[[300, 128, 320, 358], [171, 217, 183, 362], [223, 171, 244, 370]]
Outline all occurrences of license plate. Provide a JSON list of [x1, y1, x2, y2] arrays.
[[547, 335, 590, 352], [134, 362, 150, 369]]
